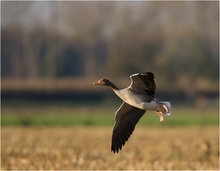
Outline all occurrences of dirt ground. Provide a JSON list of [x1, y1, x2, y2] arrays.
[[1, 126, 219, 170]]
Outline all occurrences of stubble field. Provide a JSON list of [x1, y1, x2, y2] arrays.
[[1, 126, 219, 170]]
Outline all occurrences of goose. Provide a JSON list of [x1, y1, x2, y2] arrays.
[[93, 72, 171, 153]]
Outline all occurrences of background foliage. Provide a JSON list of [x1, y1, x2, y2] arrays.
[[2, 2, 218, 81]]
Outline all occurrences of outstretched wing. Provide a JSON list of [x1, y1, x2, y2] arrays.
[[129, 72, 156, 96], [111, 102, 146, 153]]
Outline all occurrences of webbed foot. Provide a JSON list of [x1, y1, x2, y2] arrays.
[[155, 111, 164, 122]]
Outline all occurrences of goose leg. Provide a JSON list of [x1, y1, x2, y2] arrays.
[[162, 104, 169, 113], [155, 111, 164, 122]]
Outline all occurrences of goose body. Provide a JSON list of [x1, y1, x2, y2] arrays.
[[94, 72, 171, 153], [113, 88, 158, 110]]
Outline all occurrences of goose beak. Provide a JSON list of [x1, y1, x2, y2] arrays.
[[93, 80, 101, 85]]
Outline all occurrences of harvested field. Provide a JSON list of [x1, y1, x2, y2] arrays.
[[1, 126, 219, 170]]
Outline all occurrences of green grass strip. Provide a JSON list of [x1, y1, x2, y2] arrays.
[[1, 112, 219, 127]]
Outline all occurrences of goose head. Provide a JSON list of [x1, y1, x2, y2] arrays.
[[94, 79, 112, 86], [94, 79, 118, 90]]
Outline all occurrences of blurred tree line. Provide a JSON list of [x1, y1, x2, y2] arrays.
[[1, 1, 219, 91]]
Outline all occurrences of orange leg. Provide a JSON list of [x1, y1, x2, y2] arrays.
[[155, 111, 164, 122], [162, 104, 169, 113]]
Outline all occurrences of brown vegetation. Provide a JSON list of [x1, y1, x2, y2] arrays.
[[1, 126, 219, 170]]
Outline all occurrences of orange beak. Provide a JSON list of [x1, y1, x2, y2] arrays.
[[93, 80, 101, 85]]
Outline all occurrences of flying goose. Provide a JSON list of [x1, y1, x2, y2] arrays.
[[93, 72, 171, 153]]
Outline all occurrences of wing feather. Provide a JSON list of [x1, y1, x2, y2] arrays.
[[130, 72, 156, 96], [111, 102, 146, 153]]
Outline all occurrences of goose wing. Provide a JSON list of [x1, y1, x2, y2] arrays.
[[111, 102, 146, 153], [130, 72, 156, 96]]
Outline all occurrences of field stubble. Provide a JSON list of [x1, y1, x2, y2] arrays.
[[1, 126, 219, 170]]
